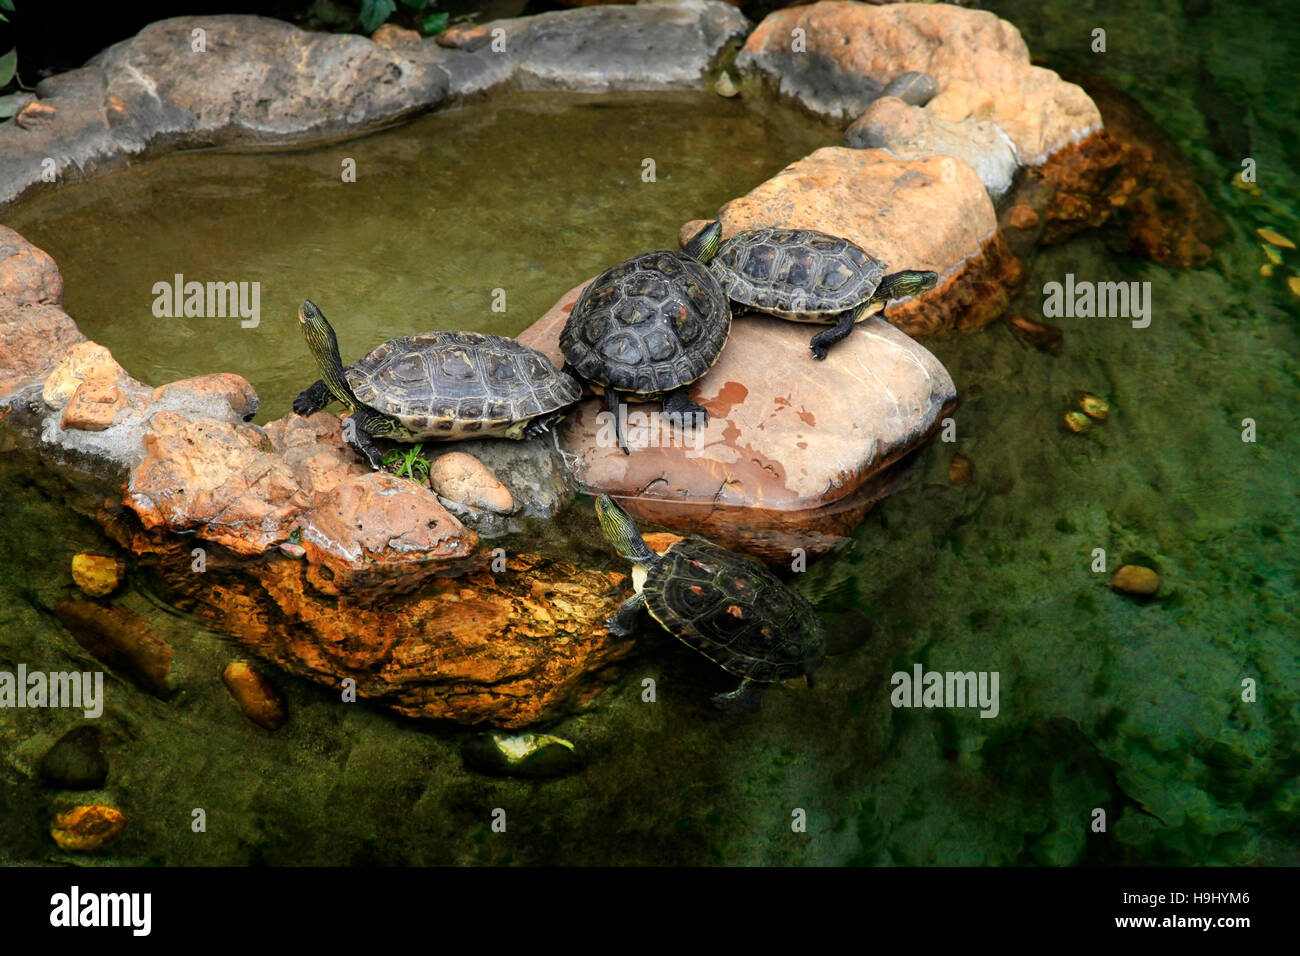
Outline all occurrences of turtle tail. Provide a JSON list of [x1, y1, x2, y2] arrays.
[[595, 494, 656, 564]]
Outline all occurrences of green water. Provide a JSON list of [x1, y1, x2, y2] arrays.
[[2, 5, 1299, 865], [3, 92, 836, 418]]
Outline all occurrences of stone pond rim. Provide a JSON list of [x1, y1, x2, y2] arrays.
[[0, 0, 1212, 726]]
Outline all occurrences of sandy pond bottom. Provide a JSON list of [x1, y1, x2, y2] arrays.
[[1, 87, 1299, 864]]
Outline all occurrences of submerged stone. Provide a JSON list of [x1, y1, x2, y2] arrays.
[[221, 661, 287, 730], [1112, 565, 1161, 596], [52, 600, 172, 697], [70, 553, 125, 598], [39, 726, 109, 790], [461, 732, 581, 778], [50, 805, 125, 851]]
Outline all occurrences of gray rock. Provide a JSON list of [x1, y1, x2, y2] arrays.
[[38, 726, 109, 790], [882, 71, 938, 107], [844, 96, 1019, 199], [460, 732, 581, 778]]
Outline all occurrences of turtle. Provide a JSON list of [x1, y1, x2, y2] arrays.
[[293, 299, 581, 469], [559, 220, 730, 454], [696, 222, 939, 360], [596, 493, 826, 712]]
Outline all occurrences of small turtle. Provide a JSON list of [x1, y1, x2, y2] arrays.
[[294, 300, 581, 469], [698, 222, 938, 359], [596, 494, 825, 712], [560, 221, 730, 454]]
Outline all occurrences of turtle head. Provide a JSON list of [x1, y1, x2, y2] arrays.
[[298, 299, 357, 411], [879, 269, 939, 301], [596, 494, 656, 565], [683, 219, 723, 264]]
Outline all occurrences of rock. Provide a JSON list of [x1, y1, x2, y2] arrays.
[[221, 661, 287, 730], [262, 413, 368, 499], [843, 95, 1018, 198], [925, 79, 996, 124], [881, 71, 938, 107], [429, 451, 515, 515], [1007, 315, 1063, 355], [40, 342, 127, 410], [1008, 204, 1039, 230], [370, 23, 423, 49], [147, 546, 635, 728], [14, 100, 57, 128], [60, 380, 127, 431], [1079, 394, 1110, 421], [522, 296, 956, 558], [461, 732, 581, 778], [714, 71, 740, 98], [52, 601, 173, 697], [298, 471, 478, 599], [39, 726, 109, 790], [151, 373, 259, 423], [0, 228, 84, 401], [948, 453, 973, 486], [50, 805, 125, 851], [1111, 565, 1161, 596], [1062, 411, 1090, 434], [70, 553, 125, 598], [685, 146, 1022, 336], [737, 2, 1101, 165], [126, 412, 306, 555], [436, 24, 491, 51]]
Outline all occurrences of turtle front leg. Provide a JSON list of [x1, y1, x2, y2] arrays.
[[293, 378, 333, 416], [523, 410, 561, 440], [662, 386, 709, 430], [341, 415, 385, 470], [711, 677, 765, 713], [606, 591, 647, 638], [809, 302, 868, 360]]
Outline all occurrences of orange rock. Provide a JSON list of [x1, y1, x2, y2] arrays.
[[61, 380, 127, 431], [70, 553, 126, 598], [1111, 565, 1161, 596], [436, 23, 491, 50], [221, 661, 287, 730], [926, 79, 996, 124], [1007, 315, 1063, 355], [948, 453, 973, 485], [40, 341, 127, 409], [52, 600, 173, 696], [371, 23, 422, 48], [299, 471, 478, 598], [15, 100, 57, 129], [152, 373, 259, 421], [51, 805, 126, 851], [429, 451, 514, 515], [1008, 204, 1039, 230]]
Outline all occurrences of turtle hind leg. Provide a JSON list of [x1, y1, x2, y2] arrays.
[[606, 592, 647, 638], [711, 678, 764, 713], [293, 378, 333, 416], [662, 386, 709, 429], [809, 302, 869, 360], [606, 388, 629, 455], [341, 415, 385, 470]]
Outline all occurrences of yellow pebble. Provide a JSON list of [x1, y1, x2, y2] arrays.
[[1079, 394, 1110, 421], [51, 805, 126, 851], [1063, 411, 1090, 433], [1257, 227, 1296, 250]]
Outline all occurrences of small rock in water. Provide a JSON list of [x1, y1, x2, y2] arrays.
[[1062, 411, 1091, 434], [881, 71, 938, 107], [1256, 227, 1295, 250], [50, 805, 125, 851], [1008, 315, 1063, 355], [222, 661, 287, 730], [70, 553, 125, 598], [713, 72, 740, 98], [461, 732, 580, 778], [1111, 565, 1161, 596], [1078, 393, 1110, 421], [39, 726, 109, 790], [1288, 277, 1300, 298], [53, 601, 172, 697], [1008, 204, 1039, 230], [429, 451, 515, 515], [948, 452, 973, 485]]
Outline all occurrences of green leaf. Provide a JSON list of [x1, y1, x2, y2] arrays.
[[0, 93, 24, 119], [401, 0, 430, 10], [0, 49, 17, 89], [359, 0, 396, 34], [0, 1, 15, 12], [421, 11, 449, 35]]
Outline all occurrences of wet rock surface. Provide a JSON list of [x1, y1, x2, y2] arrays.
[[39, 726, 109, 790]]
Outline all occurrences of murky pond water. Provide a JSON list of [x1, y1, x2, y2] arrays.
[[2, 4, 1298, 866], [4, 92, 836, 419]]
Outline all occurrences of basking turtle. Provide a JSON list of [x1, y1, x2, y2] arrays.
[[698, 222, 939, 359], [596, 494, 825, 712], [293, 300, 581, 469], [560, 221, 730, 454]]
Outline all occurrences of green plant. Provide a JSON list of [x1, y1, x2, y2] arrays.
[[360, 0, 448, 36], [383, 443, 431, 483]]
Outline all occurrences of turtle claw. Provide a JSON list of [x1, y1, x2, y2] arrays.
[[605, 616, 634, 639], [711, 678, 764, 713], [810, 344, 830, 361]]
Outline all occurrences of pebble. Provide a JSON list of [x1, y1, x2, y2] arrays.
[[714, 72, 740, 98], [1111, 565, 1161, 596], [39, 726, 109, 790], [1063, 411, 1091, 433], [1008, 203, 1039, 230], [1256, 227, 1295, 250], [221, 661, 287, 730], [1008, 315, 1063, 355], [460, 732, 580, 778], [948, 452, 973, 485], [50, 805, 126, 851], [1079, 394, 1110, 421], [429, 451, 515, 515], [53, 601, 172, 697], [881, 71, 938, 107], [70, 553, 126, 598]]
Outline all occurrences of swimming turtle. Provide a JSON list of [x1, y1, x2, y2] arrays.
[[559, 221, 730, 454], [596, 493, 825, 712], [293, 300, 581, 469], [697, 222, 939, 359]]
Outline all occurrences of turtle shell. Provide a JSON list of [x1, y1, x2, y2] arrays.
[[643, 537, 826, 684], [709, 227, 886, 322], [560, 250, 731, 396], [348, 330, 581, 438]]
